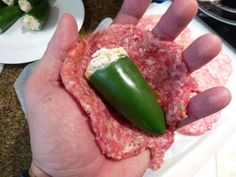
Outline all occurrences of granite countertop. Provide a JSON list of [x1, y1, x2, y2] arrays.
[[0, 0, 122, 176]]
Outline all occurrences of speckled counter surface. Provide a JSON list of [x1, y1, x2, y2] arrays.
[[0, 0, 122, 176]]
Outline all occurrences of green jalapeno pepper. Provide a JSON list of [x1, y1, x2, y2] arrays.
[[0, 5, 22, 33], [0, 1, 7, 8], [86, 49, 166, 135], [23, 1, 50, 30], [18, 0, 41, 12]]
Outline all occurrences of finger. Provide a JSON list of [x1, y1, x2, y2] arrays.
[[34, 13, 79, 82], [100, 150, 150, 177], [177, 86, 231, 129], [29, 162, 50, 177], [183, 34, 222, 73], [113, 0, 151, 25], [118, 150, 150, 177], [152, 0, 198, 40]]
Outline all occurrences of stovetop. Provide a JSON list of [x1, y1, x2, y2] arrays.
[[197, 12, 236, 50]]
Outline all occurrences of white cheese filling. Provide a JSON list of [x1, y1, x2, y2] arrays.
[[23, 15, 40, 30], [85, 47, 128, 79], [18, 0, 32, 12], [2, 0, 15, 6]]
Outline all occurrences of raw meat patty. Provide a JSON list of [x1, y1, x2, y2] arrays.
[[138, 15, 232, 135], [61, 24, 197, 168]]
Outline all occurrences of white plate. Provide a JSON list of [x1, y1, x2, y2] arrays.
[[0, 0, 85, 64], [143, 2, 236, 177]]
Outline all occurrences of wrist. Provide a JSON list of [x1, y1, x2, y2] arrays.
[[29, 161, 51, 177]]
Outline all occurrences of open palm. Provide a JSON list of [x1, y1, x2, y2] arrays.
[[23, 0, 231, 177]]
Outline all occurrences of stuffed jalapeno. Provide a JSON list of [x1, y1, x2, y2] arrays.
[[22, 1, 50, 30], [18, 0, 41, 12], [85, 47, 166, 135], [0, 5, 22, 33]]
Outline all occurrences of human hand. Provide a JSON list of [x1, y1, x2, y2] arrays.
[[23, 0, 231, 177]]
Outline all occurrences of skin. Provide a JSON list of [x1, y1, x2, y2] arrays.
[[23, 0, 231, 176]]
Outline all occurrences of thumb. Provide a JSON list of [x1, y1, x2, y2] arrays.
[[33, 13, 79, 82]]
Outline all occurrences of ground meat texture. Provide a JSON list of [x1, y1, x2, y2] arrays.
[[138, 15, 232, 136], [61, 24, 197, 169]]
